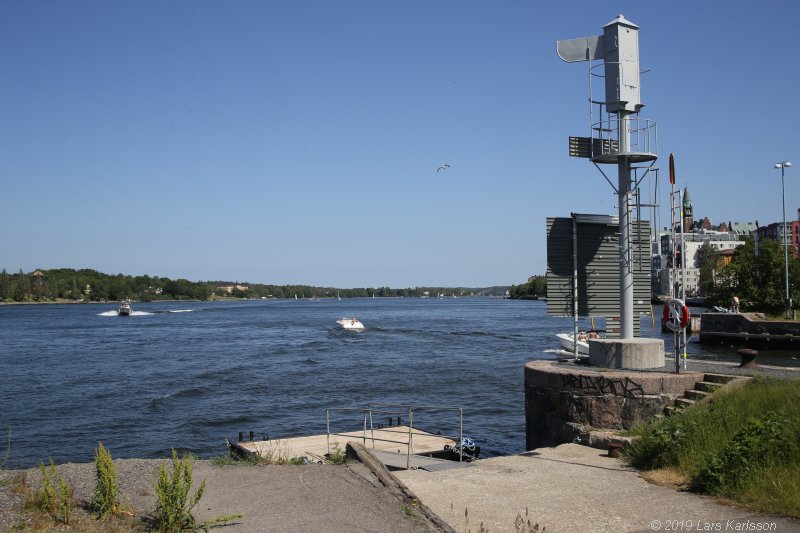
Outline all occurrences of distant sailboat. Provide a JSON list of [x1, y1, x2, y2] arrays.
[[294, 294, 298, 300], [337, 291, 341, 301]]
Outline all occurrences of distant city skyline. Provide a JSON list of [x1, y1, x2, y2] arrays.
[[1, 1, 797, 287]]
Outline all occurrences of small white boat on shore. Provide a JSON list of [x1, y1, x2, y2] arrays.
[[118, 299, 132, 316], [336, 317, 364, 330]]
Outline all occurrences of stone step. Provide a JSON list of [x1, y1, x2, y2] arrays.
[[663, 405, 678, 416], [674, 397, 696, 409], [703, 373, 737, 384], [684, 389, 711, 401], [695, 381, 723, 393]]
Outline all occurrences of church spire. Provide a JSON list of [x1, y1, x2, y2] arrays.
[[682, 187, 694, 230]]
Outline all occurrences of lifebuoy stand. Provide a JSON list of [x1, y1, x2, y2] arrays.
[[663, 299, 690, 372]]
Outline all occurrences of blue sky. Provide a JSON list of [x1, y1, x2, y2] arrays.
[[2, 1, 798, 287]]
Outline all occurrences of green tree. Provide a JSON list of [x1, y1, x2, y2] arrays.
[[14, 269, 27, 301], [710, 238, 800, 314], [508, 276, 547, 299], [0, 268, 9, 300], [697, 243, 720, 297]]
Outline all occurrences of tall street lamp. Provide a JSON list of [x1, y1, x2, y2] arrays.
[[775, 161, 792, 319]]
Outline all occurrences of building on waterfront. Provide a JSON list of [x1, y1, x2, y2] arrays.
[[216, 284, 250, 294], [756, 220, 800, 252], [30, 270, 46, 296], [650, 185, 761, 298], [654, 231, 744, 297], [729, 221, 758, 239]]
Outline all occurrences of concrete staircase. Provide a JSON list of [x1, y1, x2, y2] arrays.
[[664, 373, 739, 415]]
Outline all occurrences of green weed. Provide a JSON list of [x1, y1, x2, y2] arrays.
[[25, 458, 73, 525], [1, 428, 10, 469], [326, 441, 346, 465], [152, 450, 206, 532], [694, 411, 788, 493], [91, 442, 123, 518]]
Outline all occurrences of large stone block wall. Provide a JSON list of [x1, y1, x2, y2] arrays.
[[524, 361, 702, 450]]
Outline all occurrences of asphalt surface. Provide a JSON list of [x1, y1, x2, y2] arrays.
[[395, 444, 800, 533]]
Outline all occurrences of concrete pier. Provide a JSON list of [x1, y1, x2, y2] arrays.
[[524, 361, 701, 449], [589, 337, 665, 369]]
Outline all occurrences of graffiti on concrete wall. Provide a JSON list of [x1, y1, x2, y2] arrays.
[[560, 374, 644, 398]]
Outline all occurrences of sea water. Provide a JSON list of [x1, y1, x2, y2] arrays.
[[0, 298, 791, 468]]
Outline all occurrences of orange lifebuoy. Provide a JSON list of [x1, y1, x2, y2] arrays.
[[680, 305, 691, 329]]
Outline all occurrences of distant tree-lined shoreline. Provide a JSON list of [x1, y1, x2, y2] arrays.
[[0, 267, 518, 303], [507, 276, 547, 300]]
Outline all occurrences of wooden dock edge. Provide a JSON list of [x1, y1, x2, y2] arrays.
[[346, 442, 456, 533]]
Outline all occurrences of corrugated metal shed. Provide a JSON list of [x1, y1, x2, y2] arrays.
[[546, 215, 651, 337]]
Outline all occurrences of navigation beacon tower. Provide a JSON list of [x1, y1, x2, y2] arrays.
[[557, 14, 658, 339]]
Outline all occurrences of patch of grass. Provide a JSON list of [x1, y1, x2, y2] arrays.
[[1, 428, 10, 469], [212, 440, 306, 466], [459, 506, 546, 533], [210, 452, 264, 467], [0, 429, 12, 490], [514, 508, 545, 532], [199, 513, 245, 530], [24, 459, 74, 526], [326, 441, 346, 465], [623, 376, 800, 517]]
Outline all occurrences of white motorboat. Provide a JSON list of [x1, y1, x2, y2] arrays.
[[118, 299, 132, 316], [556, 331, 601, 355], [336, 317, 364, 330]]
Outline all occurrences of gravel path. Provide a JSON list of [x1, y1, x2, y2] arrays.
[[0, 458, 441, 532]]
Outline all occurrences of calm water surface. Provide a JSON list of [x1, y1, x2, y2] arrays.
[[0, 298, 795, 467]]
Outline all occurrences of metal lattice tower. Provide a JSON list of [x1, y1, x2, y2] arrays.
[[557, 14, 658, 339]]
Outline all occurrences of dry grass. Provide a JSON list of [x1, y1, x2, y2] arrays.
[[640, 467, 691, 490]]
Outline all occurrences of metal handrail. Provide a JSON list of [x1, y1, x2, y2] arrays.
[[325, 404, 465, 469], [590, 114, 657, 157]]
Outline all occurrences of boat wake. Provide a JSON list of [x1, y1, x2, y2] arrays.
[[168, 309, 193, 313], [97, 310, 154, 316], [543, 348, 577, 358]]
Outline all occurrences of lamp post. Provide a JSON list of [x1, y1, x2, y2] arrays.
[[775, 161, 792, 319]]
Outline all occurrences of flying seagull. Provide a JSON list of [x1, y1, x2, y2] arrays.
[[437, 164, 450, 172]]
